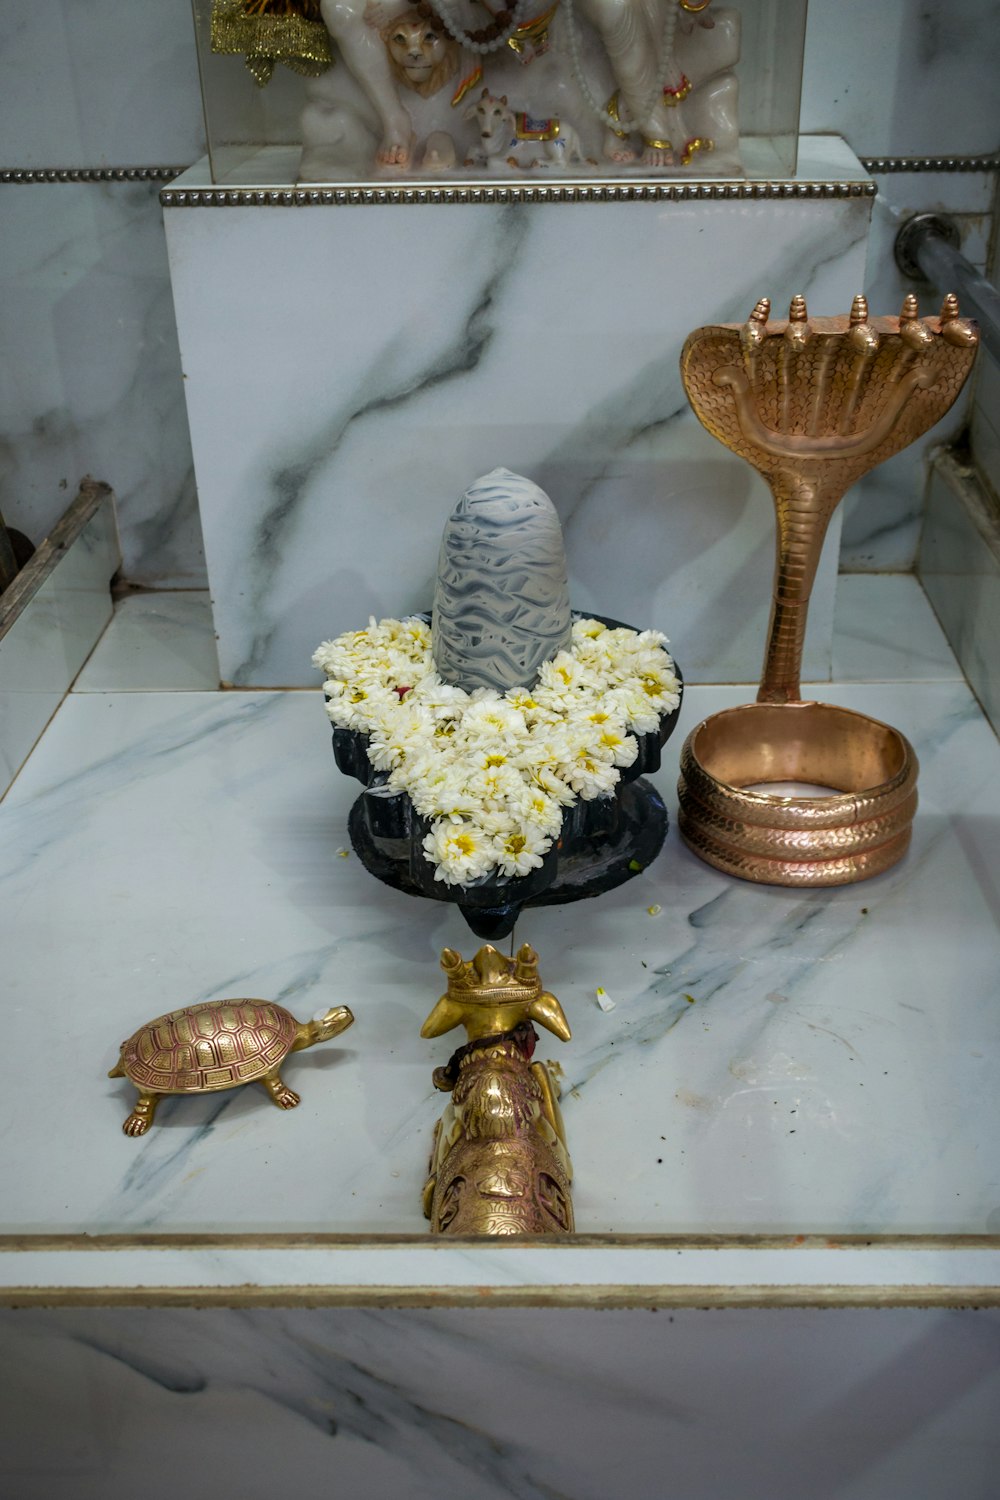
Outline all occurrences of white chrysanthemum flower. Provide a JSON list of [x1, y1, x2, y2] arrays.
[[315, 613, 677, 882], [366, 702, 435, 771], [564, 753, 620, 799], [420, 680, 470, 715], [466, 762, 527, 810], [408, 775, 481, 820], [604, 686, 661, 735], [593, 726, 639, 768], [491, 823, 551, 877], [512, 787, 564, 838], [537, 652, 583, 694], [460, 698, 529, 740], [526, 764, 576, 806], [422, 821, 495, 885], [572, 618, 608, 642], [505, 689, 541, 722]]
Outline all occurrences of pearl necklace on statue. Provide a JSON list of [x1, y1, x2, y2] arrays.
[[561, 0, 682, 135], [430, 0, 531, 55]]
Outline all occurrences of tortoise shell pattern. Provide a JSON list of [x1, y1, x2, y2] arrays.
[[120, 1001, 298, 1094]]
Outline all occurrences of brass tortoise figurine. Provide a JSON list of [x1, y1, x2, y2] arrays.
[[109, 998, 354, 1135]]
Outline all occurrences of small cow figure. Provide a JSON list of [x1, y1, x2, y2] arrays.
[[464, 89, 585, 169]]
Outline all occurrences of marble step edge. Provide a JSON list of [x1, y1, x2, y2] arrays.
[[2, 1238, 999, 1308], [160, 179, 878, 208], [160, 136, 874, 207], [0, 481, 121, 797], [0, 478, 117, 643]]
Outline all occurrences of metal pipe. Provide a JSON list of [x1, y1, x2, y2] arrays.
[[895, 212, 1000, 364]]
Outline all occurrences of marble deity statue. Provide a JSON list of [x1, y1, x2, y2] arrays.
[[573, 0, 720, 166], [212, 0, 740, 179]]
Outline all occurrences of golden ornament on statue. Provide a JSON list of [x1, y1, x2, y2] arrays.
[[211, 0, 333, 86], [678, 293, 978, 886], [421, 944, 574, 1236], [109, 998, 354, 1135]]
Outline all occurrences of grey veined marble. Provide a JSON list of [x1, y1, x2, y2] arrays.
[[432, 469, 572, 693]]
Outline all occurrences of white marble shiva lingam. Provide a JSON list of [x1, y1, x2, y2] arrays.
[[321, 467, 683, 939]]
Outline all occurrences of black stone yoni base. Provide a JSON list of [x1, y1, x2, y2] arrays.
[[327, 617, 682, 941], [347, 777, 669, 941]]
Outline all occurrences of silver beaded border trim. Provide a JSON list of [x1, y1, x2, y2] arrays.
[[5, 153, 996, 188], [159, 178, 877, 207], [1, 167, 186, 183], [860, 152, 1000, 174]]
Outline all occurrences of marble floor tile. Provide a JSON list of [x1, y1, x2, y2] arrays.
[[1, 673, 997, 1237], [74, 591, 220, 692], [829, 574, 962, 683]]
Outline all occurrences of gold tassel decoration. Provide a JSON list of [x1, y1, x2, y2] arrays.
[[211, 0, 334, 87]]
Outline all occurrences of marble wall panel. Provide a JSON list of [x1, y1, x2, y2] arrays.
[[840, 168, 995, 572], [800, 0, 1000, 159], [920, 452, 1000, 737], [0, 3, 204, 167], [971, 353, 1000, 501], [0, 181, 205, 586], [2, 1306, 999, 1500], [165, 149, 870, 686], [2, 3, 998, 592]]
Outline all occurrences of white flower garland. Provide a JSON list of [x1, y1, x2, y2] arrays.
[[313, 617, 680, 887]]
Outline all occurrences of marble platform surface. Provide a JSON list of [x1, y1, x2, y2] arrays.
[[164, 137, 872, 688], [75, 590, 220, 693], [1, 576, 998, 1302]]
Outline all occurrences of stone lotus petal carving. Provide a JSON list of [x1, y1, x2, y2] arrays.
[[677, 295, 978, 885]]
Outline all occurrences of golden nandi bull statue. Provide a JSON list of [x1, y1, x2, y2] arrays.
[[421, 943, 574, 1235]]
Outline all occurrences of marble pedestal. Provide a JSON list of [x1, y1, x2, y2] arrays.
[[163, 138, 873, 687]]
